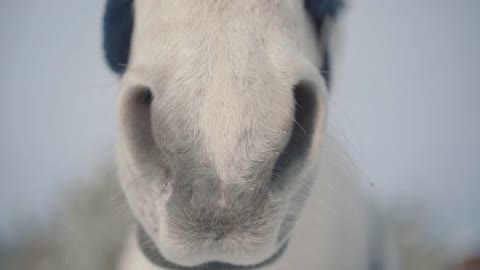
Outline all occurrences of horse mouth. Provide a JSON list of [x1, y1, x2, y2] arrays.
[[136, 225, 289, 270]]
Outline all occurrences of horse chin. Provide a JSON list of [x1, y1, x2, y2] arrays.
[[135, 225, 289, 270]]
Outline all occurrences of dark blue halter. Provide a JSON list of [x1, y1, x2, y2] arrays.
[[103, 0, 134, 74], [103, 0, 343, 88]]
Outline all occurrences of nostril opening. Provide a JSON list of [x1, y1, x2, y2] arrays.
[[135, 88, 153, 107], [120, 86, 158, 165], [271, 81, 318, 190]]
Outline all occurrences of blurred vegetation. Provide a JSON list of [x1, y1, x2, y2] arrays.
[[0, 170, 132, 270]]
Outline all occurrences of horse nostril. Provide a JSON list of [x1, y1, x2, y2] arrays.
[[272, 81, 318, 190], [120, 86, 158, 165], [137, 88, 153, 106]]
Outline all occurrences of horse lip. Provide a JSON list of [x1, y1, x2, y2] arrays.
[[136, 225, 289, 270]]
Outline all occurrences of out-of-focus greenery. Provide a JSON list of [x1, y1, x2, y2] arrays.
[[0, 171, 132, 270]]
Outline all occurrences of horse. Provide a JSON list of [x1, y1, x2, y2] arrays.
[[103, 1, 376, 269]]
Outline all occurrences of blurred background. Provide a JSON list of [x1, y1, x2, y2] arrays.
[[1, 0, 479, 269]]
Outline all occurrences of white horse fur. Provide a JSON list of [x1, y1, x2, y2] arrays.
[[115, 1, 374, 269], [0, 1, 468, 270]]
